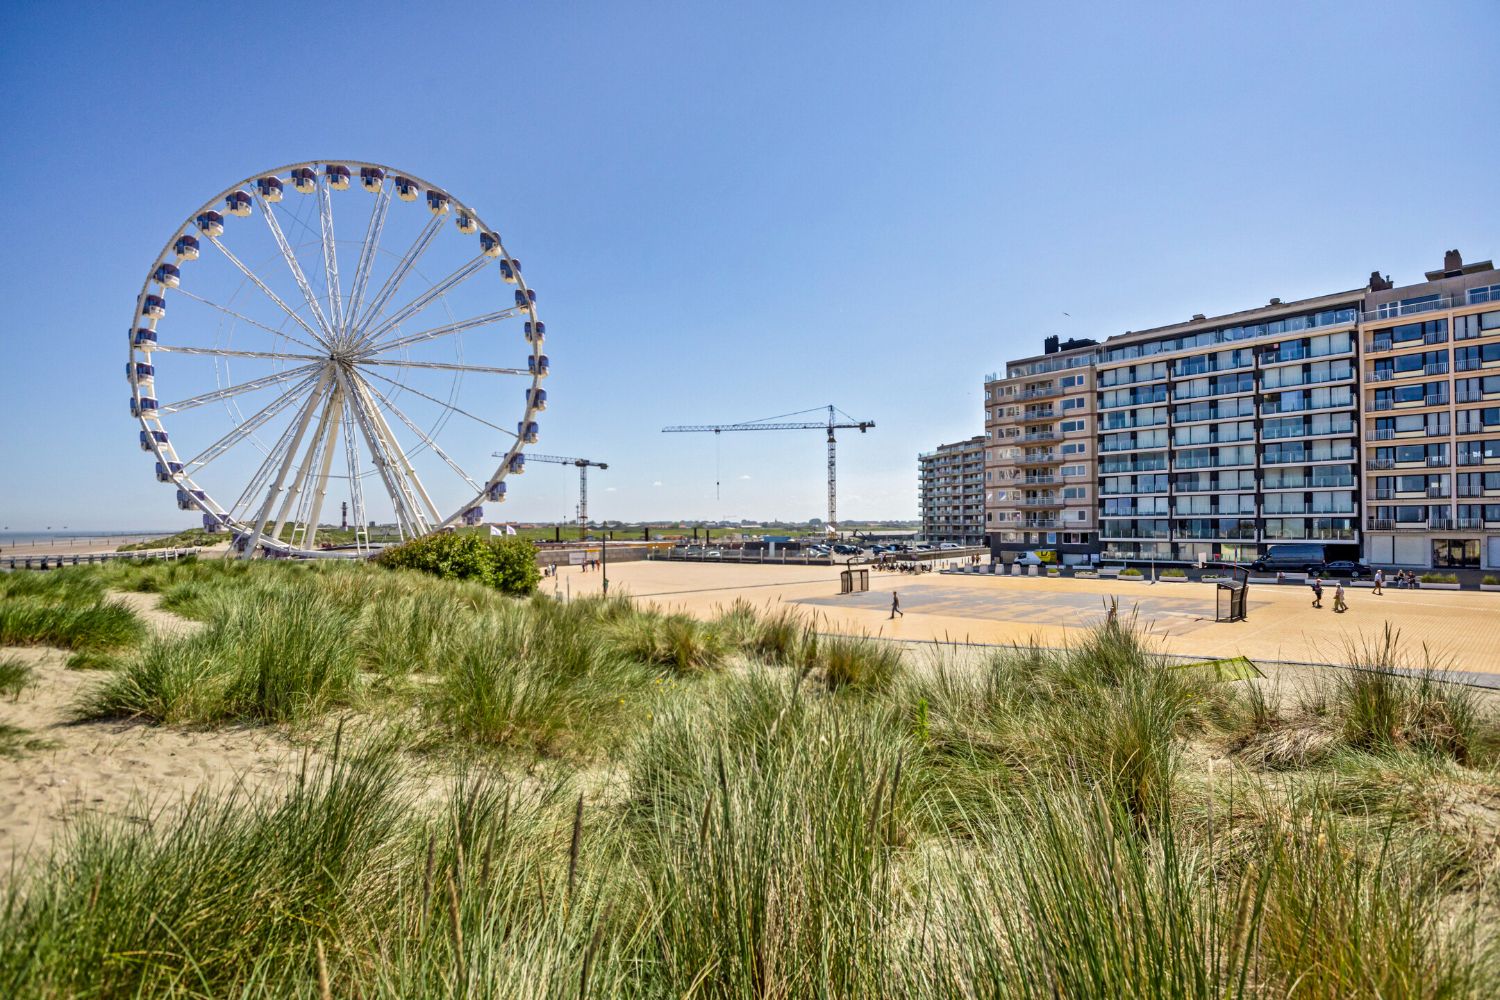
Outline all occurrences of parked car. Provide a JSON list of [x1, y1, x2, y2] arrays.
[[939, 542, 961, 550], [1318, 560, 1372, 579]]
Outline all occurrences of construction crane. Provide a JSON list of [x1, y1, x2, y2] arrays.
[[662, 404, 875, 534], [492, 452, 608, 538]]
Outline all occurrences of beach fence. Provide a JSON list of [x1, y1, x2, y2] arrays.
[[2, 549, 203, 571]]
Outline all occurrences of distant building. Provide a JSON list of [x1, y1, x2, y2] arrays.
[[918, 436, 986, 545]]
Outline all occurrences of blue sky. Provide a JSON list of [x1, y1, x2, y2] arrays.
[[1, 1, 1496, 530]]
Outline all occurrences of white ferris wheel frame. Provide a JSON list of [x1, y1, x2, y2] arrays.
[[127, 159, 545, 557]]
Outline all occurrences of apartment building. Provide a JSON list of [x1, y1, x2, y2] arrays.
[[983, 336, 1099, 563], [1361, 252, 1500, 570], [977, 249, 1500, 571], [918, 435, 986, 545], [1094, 291, 1364, 564]]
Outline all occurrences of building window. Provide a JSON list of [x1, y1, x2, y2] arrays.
[[1060, 419, 1087, 433], [1061, 465, 1087, 477]]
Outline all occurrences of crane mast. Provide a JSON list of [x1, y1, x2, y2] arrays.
[[492, 451, 608, 538], [662, 404, 875, 534]]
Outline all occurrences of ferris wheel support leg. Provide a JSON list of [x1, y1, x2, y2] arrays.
[[300, 385, 344, 550], [242, 370, 333, 558], [356, 376, 441, 528], [269, 384, 342, 548], [340, 371, 423, 539]]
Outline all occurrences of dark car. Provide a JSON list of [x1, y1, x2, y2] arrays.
[[1318, 560, 1372, 579]]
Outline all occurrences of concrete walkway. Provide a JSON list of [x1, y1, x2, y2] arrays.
[[556, 561, 1500, 683]]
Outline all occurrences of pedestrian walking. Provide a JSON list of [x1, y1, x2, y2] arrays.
[[890, 591, 904, 619], [1311, 577, 1323, 608], [1373, 568, 1383, 595], [1333, 581, 1348, 614]]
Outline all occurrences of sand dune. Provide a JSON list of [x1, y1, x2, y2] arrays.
[[0, 598, 315, 869]]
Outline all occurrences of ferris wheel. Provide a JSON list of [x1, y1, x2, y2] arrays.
[[126, 160, 548, 556]]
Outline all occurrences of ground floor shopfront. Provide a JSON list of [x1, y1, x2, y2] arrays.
[[1364, 533, 1500, 570]]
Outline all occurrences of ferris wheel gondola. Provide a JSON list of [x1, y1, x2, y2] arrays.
[[127, 159, 545, 556]]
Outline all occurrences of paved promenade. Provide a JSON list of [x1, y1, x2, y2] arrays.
[[558, 561, 1500, 681]]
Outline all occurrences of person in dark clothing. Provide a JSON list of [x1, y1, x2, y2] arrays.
[[890, 592, 903, 619], [1311, 577, 1324, 608]]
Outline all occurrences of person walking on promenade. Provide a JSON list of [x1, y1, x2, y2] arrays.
[[1311, 576, 1324, 609], [1333, 581, 1348, 614], [1373, 568, 1384, 595], [890, 591, 904, 619]]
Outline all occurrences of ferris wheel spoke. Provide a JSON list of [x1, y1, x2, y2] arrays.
[[205, 235, 332, 349], [350, 213, 444, 337], [359, 368, 519, 440], [361, 377, 483, 492], [354, 255, 489, 351], [155, 345, 324, 362], [255, 194, 336, 341], [173, 289, 331, 354], [360, 306, 525, 357], [317, 181, 344, 337], [342, 186, 391, 345], [159, 363, 322, 414], [181, 372, 321, 473], [361, 358, 530, 376]]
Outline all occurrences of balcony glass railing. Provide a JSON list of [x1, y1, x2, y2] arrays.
[[1363, 296, 1453, 322]]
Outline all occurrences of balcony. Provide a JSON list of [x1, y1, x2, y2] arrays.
[[1363, 296, 1454, 323], [1023, 519, 1061, 529], [1021, 475, 1056, 485], [1020, 409, 1056, 423], [1019, 385, 1063, 400], [1017, 497, 1061, 507], [1020, 451, 1063, 464], [1366, 517, 1456, 532], [1021, 430, 1061, 443]]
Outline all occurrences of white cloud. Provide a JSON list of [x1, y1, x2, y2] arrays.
[[652, 481, 663, 487], [737, 474, 752, 480], [604, 486, 618, 492]]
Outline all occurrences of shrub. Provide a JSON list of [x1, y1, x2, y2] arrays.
[[1418, 572, 1457, 584], [607, 610, 727, 673], [81, 584, 361, 725], [0, 597, 145, 651], [1160, 568, 1187, 578], [0, 656, 32, 699], [1119, 568, 1143, 577], [1483, 575, 1499, 586], [428, 597, 647, 756], [819, 634, 903, 692], [375, 532, 541, 595]]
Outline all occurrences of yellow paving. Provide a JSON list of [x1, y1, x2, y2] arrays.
[[555, 561, 1500, 678]]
